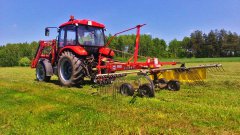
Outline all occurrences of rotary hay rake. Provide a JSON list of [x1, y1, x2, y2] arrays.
[[96, 63, 223, 98]]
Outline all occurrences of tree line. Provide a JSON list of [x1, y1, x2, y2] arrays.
[[0, 42, 38, 67], [168, 29, 240, 58], [0, 29, 239, 67]]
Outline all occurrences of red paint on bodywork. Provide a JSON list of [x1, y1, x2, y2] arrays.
[[59, 46, 88, 56], [60, 19, 105, 28], [99, 47, 115, 57]]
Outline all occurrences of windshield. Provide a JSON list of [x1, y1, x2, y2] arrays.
[[78, 25, 105, 46]]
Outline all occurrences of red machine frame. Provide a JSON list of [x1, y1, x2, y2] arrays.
[[31, 23, 177, 75], [96, 24, 177, 74]]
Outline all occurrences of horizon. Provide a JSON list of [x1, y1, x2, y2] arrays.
[[0, 0, 239, 46]]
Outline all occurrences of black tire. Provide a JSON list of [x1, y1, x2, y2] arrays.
[[157, 78, 168, 89], [138, 83, 155, 97], [119, 83, 135, 96], [167, 80, 180, 91], [36, 61, 51, 82], [58, 51, 85, 86], [158, 78, 168, 84]]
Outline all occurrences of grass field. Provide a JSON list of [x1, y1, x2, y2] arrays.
[[0, 59, 240, 134]]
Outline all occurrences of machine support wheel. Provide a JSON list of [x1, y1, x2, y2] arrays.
[[36, 61, 51, 82], [138, 83, 155, 97], [167, 80, 180, 91], [158, 78, 168, 84], [119, 83, 135, 96], [58, 51, 85, 86]]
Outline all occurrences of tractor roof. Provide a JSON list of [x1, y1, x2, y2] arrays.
[[60, 16, 105, 28]]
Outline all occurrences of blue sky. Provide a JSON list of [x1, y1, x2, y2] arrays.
[[0, 0, 239, 45]]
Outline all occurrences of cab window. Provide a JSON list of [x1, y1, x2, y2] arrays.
[[58, 25, 77, 47], [78, 25, 105, 46]]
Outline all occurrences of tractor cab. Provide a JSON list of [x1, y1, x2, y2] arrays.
[[58, 16, 105, 48], [58, 16, 107, 57], [45, 16, 112, 58]]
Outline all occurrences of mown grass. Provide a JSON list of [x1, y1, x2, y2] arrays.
[[0, 59, 240, 134]]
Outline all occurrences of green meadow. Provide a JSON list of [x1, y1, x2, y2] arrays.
[[0, 59, 240, 134]]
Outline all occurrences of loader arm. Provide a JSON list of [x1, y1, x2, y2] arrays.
[[31, 40, 56, 68]]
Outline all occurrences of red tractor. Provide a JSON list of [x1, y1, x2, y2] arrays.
[[31, 16, 118, 86]]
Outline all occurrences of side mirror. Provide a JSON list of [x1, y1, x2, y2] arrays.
[[45, 28, 50, 36]]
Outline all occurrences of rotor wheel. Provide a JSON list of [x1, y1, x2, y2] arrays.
[[58, 51, 85, 86], [158, 78, 168, 84], [36, 61, 51, 82], [119, 83, 135, 96], [157, 78, 168, 89], [167, 80, 180, 91], [138, 83, 154, 97]]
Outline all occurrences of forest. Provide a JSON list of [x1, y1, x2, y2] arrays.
[[0, 29, 240, 67]]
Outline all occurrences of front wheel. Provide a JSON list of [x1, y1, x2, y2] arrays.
[[36, 61, 51, 82]]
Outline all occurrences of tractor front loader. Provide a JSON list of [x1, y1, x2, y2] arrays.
[[31, 16, 223, 97]]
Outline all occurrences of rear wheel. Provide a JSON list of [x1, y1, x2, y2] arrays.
[[58, 51, 85, 86], [36, 61, 51, 82]]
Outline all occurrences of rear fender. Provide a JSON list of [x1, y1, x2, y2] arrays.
[[59, 46, 88, 56], [99, 47, 114, 57]]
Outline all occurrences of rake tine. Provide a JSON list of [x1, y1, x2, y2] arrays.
[[214, 67, 219, 72], [175, 68, 183, 80], [184, 69, 193, 85], [188, 75, 196, 86], [192, 70, 204, 85], [188, 70, 200, 85], [186, 71, 194, 86], [221, 66, 225, 72], [208, 67, 214, 72], [216, 67, 221, 72], [186, 72, 195, 86], [185, 71, 193, 86], [191, 72, 202, 85], [214, 67, 218, 72], [192, 72, 202, 85], [205, 67, 210, 72], [217, 66, 222, 72], [196, 73, 205, 85], [112, 81, 117, 98], [190, 69, 201, 85], [212, 67, 217, 72]]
